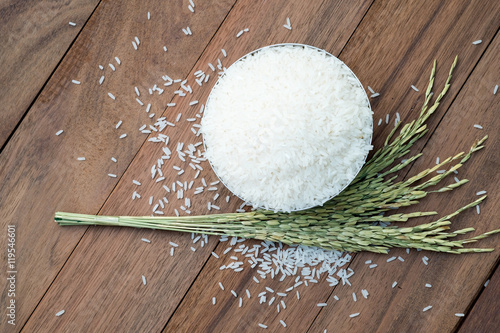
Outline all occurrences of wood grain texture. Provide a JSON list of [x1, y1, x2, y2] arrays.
[[459, 262, 500, 333], [0, 0, 100, 148], [166, 0, 500, 332], [340, 0, 500, 156], [0, 0, 235, 331], [1, 0, 499, 332], [21, 0, 374, 331], [15, 3, 367, 331], [309, 26, 500, 333], [162, 0, 377, 331]]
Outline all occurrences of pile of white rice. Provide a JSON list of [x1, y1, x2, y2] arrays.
[[202, 44, 373, 212]]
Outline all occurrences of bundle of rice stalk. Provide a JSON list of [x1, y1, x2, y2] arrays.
[[56, 56, 500, 254]]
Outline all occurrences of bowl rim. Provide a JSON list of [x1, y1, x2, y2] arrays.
[[201, 43, 373, 212]]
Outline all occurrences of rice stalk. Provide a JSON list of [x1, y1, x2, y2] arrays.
[[55, 57, 500, 254]]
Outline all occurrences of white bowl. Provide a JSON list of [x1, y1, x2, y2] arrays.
[[202, 43, 372, 212]]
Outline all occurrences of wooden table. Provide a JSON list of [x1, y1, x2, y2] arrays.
[[1, 0, 499, 332]]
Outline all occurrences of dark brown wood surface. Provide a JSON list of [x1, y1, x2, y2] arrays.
[[167, 1, 500, 332], [310, 29, 500, 333], [0, 0, 100, 148], [0, 0, 499, 332], [459, 261, 500, 333], [0, 0, 236, 331]]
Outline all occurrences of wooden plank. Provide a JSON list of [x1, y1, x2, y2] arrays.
[[0, 0, 100, 148], [309, 26, 500, 333], [458, 263, 500, 333], [20, 0, 374, 331], [166, 0, 500, 332], [0, 0, 236, 331], [9, 1, 499, 333], [340, 0, 500, 156]]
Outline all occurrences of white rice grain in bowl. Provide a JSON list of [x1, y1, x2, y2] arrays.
[[202, 44, 373, 212]]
